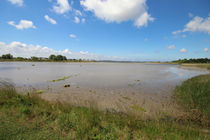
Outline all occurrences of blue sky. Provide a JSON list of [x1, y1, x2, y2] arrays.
[[0, 0, 209, 61]]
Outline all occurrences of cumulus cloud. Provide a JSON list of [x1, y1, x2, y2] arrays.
[[80, 0, 154, 28], [53, 0, 71, 14], [8, 0, 23, 6], [180, 48, 187, 53], [167, 45, 175, 50], [204, 48, 209, 52], [0, 41, 127, 60], [0, 41, 104, 60], [0, 41, 68, 58], [183, 16, 210, 34], [80, 51, 88, 55], [69, 34, 77, 38], [8, 20, 36, 30], [173, 15, 210, 35], [74, 16, 80, 23], [44, 15, 57, 24]]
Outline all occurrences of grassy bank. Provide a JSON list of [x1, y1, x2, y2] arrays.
[[181, 63, 210, 70], [0, 85, 209, 139], [174, 74, 210, 126]]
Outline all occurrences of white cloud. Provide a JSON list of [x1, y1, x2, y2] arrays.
[[134, 12, 154, 27], [53, 0, 71, 14], [0, 42, 6, 46], [0, 41, 101, 60], [8, 0, 23, 6], [80, 0, 154, 28], [81, 18, 86, 23], [0, 41, 127, 60], [44, 15, 57, 24], [167, 45, 175, 50], [183, 16, 210, 34], [0, 41, 71, 58], [74, 16, 80, 23], [180, 48, 187, 53], [75, 10, 82, 16], [204, 48, 209, 52], [8, 20, 36, 30], [69, 34, 77, 38], [173, 15, 210, 35], [80, 51, 88, 55], [172, 30, 182, 35]]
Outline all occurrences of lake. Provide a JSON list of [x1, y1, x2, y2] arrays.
[[0, 62, 209, 115]]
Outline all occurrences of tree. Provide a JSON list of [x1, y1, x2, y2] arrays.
[[49, 54, 67, 61], [16, 57, 25, 60], [31, 56, 39, 61], [1, 54, 13, 59], [49, 54, 56, 61]]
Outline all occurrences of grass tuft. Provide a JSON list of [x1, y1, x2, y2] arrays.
[[130, 105, 146, 112], [36, 90, 44, 94]]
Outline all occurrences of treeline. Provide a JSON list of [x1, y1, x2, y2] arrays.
[[172, 58, 210, 63], [0, 54, 95, 62]]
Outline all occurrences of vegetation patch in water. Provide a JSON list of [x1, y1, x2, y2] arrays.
[[50, 74, 79, 82], [128, 84, 134, 87], [36, 90, 44, 94], [50, 76, 71, 82]]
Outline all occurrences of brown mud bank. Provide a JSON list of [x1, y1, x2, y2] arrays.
[[16, 85, 183, 119]]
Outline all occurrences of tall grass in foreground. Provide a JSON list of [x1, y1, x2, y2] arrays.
[[174, 74, 210, 126], [0, 85, 209, 139]]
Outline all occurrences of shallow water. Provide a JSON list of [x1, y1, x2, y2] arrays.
[[0, 62, 208, 93], [1, 62, 209, 115]]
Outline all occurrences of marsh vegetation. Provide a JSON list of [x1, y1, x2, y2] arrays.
[[0, 82, 209, 139], [174, 74, 210, 126]]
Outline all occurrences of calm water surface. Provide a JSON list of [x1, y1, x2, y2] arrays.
[[0, 62, 209, 94]]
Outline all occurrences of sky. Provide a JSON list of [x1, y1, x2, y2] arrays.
[[0, 0, 210, 61]]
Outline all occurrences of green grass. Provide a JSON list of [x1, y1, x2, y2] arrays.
[[50, 76, 71, 82], [50, 74, 79, 82], [174, 74, 210, 125], [36, 90, 44, 94], [181, 63, 210, 70], [130, 105, 146, 112], [0, 85, 209, 139], [122, 96, 131, 100]]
